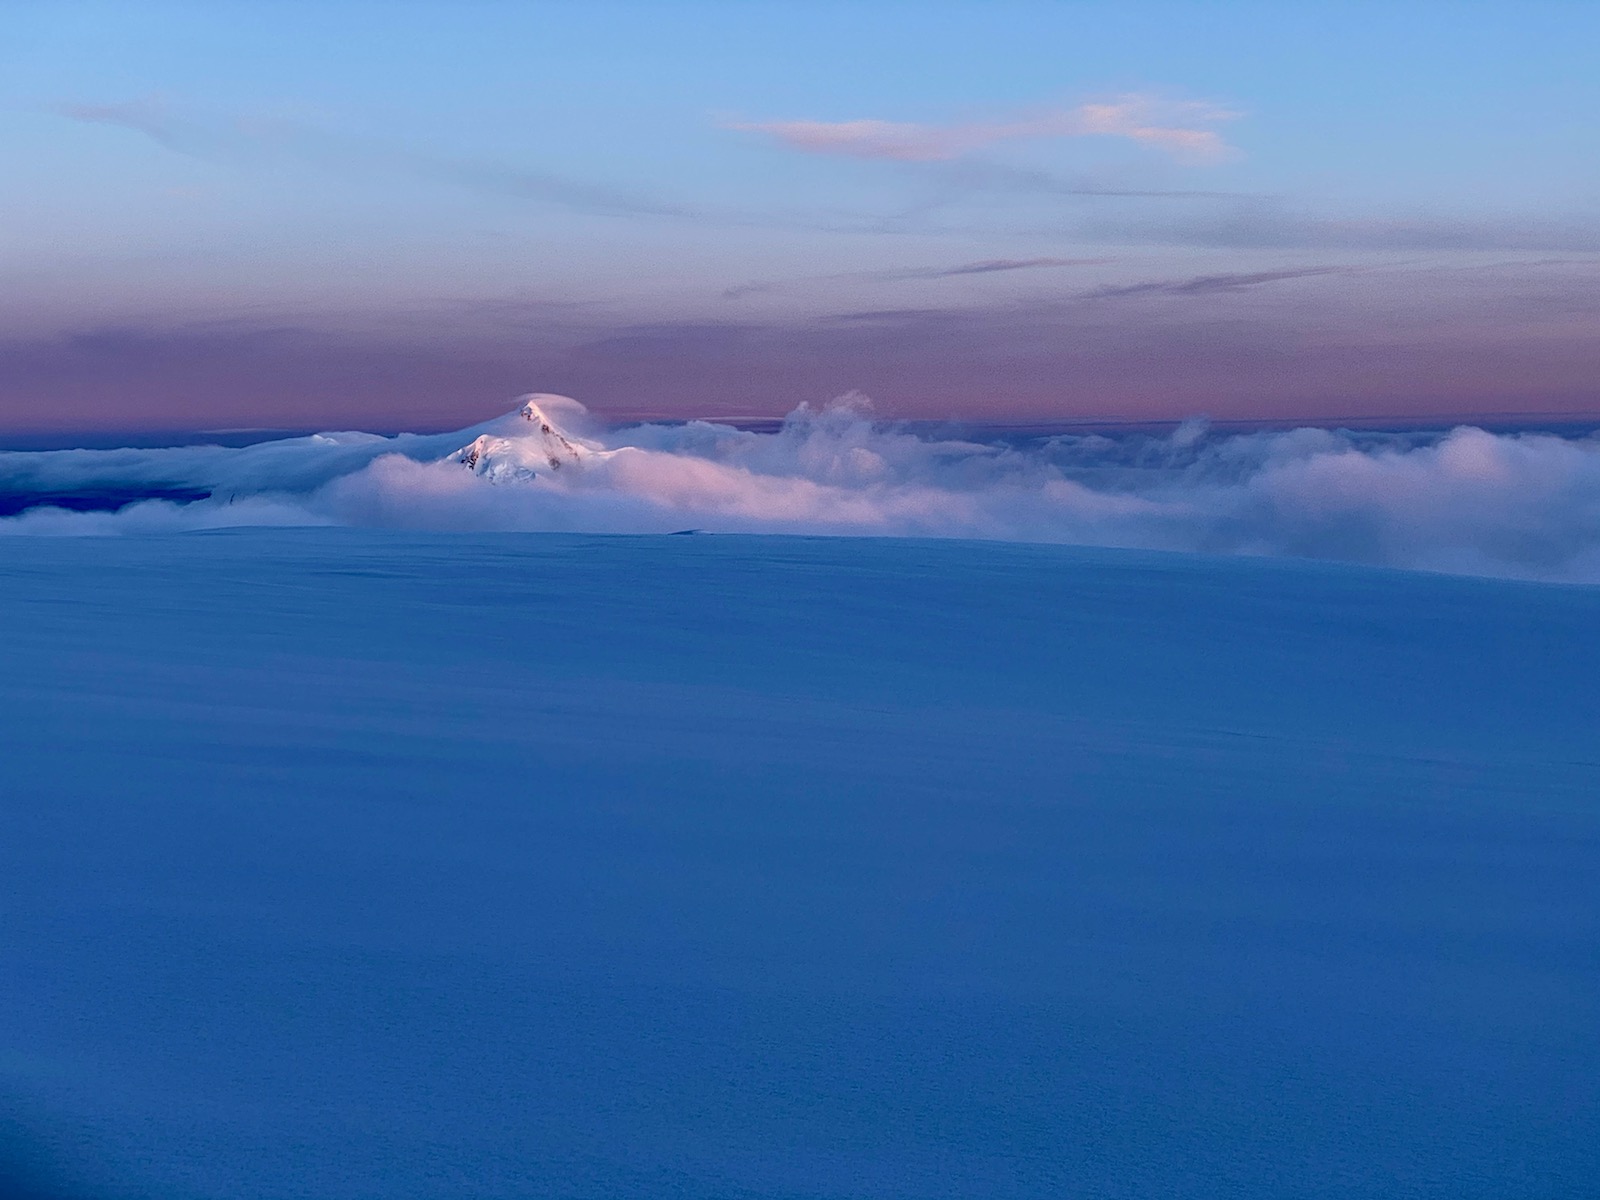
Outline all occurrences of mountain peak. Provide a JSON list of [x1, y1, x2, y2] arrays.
[[451, 395, 595, 481]]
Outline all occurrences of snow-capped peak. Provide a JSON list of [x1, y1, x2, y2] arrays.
[[449, 394, 599, 482]]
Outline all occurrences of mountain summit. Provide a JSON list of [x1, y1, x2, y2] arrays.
[[451, 395, 597, 481]]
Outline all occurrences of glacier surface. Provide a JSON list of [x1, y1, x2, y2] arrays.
[[1, 529, 1596, 1198]]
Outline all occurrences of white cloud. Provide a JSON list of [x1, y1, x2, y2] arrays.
[[6, 394, 1600, 583]]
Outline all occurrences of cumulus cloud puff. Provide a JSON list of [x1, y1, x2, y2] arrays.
[[4, 394, 1599, 583]]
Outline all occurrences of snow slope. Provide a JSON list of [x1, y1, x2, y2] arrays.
[[1, 531, 1597, 1198]]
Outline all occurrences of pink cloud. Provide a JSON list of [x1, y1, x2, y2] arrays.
[[726, 94, 1242, 165]]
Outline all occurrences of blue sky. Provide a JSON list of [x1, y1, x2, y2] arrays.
[[3, 1, 1598, 430]]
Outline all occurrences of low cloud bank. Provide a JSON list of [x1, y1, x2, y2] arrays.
[[4, 394, 1599, 582]]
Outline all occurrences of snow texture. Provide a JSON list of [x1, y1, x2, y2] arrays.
[[5, 394, 1600, 582], [2, 530, 1596, 1198]]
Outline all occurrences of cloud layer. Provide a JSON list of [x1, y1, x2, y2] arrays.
[[5, 395, 1600, 583]]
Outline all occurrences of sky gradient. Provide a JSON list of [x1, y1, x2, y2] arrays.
[[4, 0, 1599, 433]]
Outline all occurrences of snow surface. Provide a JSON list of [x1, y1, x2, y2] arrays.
[[2, 529, 1596, 1198], [6, 394, 1600, 582]]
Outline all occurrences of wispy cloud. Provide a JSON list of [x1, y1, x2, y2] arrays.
[[1074, 198, 1600, 253], [57, 96, 699, 219], [928, 159, 1251, 201], [722, 256, 1110, 299], [725, 94, 1242, 165], [1082, 267, 1351, 300], [61, 96, 176, 142], [892, 256, 1110, 280]]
